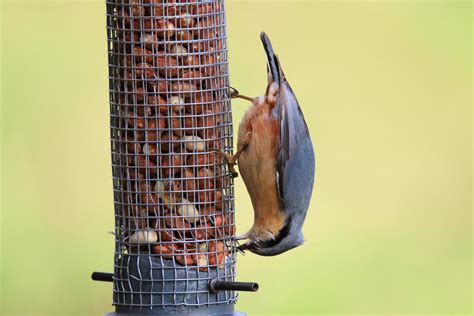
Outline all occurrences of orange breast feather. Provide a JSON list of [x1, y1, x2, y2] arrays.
[[237, 107, 284, 235]]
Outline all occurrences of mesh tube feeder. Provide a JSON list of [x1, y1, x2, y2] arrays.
[[93, 0, 257, 315]]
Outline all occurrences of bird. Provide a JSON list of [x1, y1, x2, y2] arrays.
[[221, 32, 315, 256]]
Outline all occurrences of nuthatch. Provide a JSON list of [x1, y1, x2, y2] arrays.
[[222, 32, 315, 256]]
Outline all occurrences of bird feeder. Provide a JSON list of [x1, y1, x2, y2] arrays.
[[92, 0, 258, 315]]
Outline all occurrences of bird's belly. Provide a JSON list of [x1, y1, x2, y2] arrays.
[[238, 116, 284, 234]]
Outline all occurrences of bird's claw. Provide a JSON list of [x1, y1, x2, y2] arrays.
[[234, 241, 247, 255], [229, 86, 255, 103], [211, 148, 239, 178], [230, 87, 239, 99], [237, 241, 262, 252], [234, 233, 249, 241], [235, 233, 266, 252], [234, 232, 250, 253]]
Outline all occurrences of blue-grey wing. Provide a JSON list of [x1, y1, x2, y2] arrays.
[[260, 32, 315, 205], [276, 80, 315, 206]]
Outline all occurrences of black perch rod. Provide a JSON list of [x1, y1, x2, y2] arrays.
[[92, 272, 259, 293], [209, 279, 259, 293], [92, 272, 113, 282]]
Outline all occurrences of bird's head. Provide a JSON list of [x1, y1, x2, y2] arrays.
[[241, 214, 306, 256]]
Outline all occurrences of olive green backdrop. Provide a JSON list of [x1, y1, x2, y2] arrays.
[[0, 1, 472, 315]]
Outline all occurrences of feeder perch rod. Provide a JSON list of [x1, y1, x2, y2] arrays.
[[209, 279, 259, 293], [92, 272, 113, 282]]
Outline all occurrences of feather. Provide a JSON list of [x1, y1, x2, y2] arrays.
[[260, 32, 311, 202]]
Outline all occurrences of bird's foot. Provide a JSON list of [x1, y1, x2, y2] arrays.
[[237, 239, 264, 252], [212, 149, 239, 178], [234, 231, 250, 241], [235, 230, 276, 252], [230, 87, 255, 103]]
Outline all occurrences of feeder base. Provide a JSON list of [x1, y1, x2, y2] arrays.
[[109, 303, 243, 315], [106, 309, 245, 316]]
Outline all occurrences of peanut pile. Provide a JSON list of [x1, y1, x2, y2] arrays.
[[111, 0, 233, 271]]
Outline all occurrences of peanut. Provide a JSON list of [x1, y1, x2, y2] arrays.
[[181, 167, 195, 192], [175, 30, 193, 42], [174, 12, 195, 28], [160, 154, 181, 178], [168, 111, 182, 136], [125, 138, 142, 154], [128, 230, 158, 244], [116, 0, 234, 270], [181, 69, 202, 87], [168, 96, 185, 113], [135, 63, 156, 79], [132, 47, 154, 65], [183, 135, 206, 152], [170, 81, 197, 98], [176, 198, 200, 223], [171, 45, 188, 55], [186, 152, 218, 166], [197, 168, 215, 190], [148, 80, 169, 95], [176, 254, 194, 266], [159, 132, 180, 152], [156, 19, 175, 39], [137, 156, 158, 176], [152, 244, 174, 259], [156, 55, 179, 77], [140, 33, 159, 51]]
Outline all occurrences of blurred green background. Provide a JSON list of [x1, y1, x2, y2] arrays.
[[0, 0, 472, 315]]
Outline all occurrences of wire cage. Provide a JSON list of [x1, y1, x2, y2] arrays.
[[100, 0, 252, 314]]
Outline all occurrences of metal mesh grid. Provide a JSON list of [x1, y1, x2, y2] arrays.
[[106, 0, 236, 308]]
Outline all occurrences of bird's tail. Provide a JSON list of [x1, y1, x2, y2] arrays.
[[260, 32, 282, 86], [261, 32, 285, 126]]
